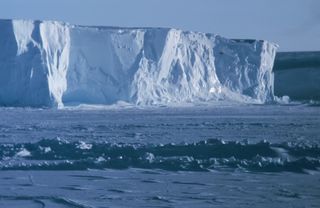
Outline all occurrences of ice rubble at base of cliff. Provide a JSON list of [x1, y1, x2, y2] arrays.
[[0, 19, 278, 108]]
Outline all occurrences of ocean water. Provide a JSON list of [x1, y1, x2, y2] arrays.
[[0, 105, 319, 207]]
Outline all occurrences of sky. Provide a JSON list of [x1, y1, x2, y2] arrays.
[[0, 0, 319, 52]]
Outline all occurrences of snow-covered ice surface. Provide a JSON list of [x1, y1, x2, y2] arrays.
[[0, 105, 320, 207], [0, 19, 277, 107]]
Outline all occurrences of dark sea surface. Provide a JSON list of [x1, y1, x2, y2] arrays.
[[0, 105, 319, 207]]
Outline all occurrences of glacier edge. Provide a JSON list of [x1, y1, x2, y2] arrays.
[[0, 19, 278, 108]]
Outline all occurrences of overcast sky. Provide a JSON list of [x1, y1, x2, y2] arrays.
[[0, 0, 319, 51]]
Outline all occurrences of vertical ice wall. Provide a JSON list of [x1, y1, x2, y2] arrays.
[[0, 20, 50, 106], [214, 38, 277, 102], [0, 19, 278, 107], [131, 30, 222, 105], [273, 52, 320, 100]]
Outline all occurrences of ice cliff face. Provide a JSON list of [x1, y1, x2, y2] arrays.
[[273, 52, 320, 101], [0, 19, 278, 107]]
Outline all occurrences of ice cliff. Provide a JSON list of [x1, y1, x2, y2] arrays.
[[0, 19, 278, 107], [273, 52, 320, 101]]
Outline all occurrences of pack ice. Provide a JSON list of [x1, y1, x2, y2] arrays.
[[0, 19, 278, 107]]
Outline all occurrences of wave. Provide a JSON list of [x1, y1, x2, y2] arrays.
[[1, 139, 319, 173], [0, 195, 91, 208]]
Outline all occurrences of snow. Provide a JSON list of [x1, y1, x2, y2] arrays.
[[0, 19, 278, 108], [40, 21, 70, 107], [77, 141, 93, 150], [12, 20, 35, 56], [16, 148, 31, 157]]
